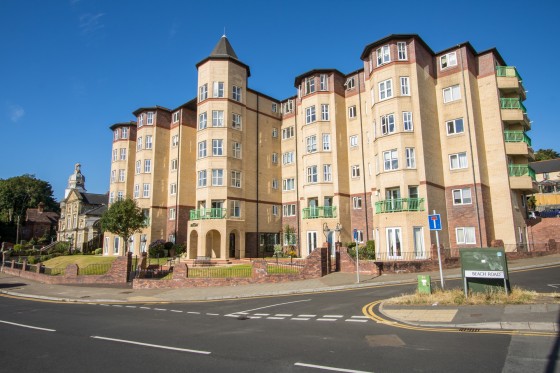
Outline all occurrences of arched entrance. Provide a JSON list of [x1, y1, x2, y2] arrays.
[[189, 231, 198, 259], [205, 230, 221, 258]]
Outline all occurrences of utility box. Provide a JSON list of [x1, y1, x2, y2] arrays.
[[460, 248, 510, 295], [417, 275, 431, 294]]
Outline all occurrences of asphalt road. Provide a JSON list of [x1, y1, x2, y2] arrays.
[[0, 265, 558, 373]]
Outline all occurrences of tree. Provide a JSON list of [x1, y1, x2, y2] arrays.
[[100, 198, 146, 254], [0, 174, 59, 223], [534, 148, 560, 161]]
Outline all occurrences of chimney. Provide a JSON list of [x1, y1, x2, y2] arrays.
[[38, 202, 45, 213]]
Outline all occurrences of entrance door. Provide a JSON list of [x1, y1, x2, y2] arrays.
[[386, 188, 401, 211], [386, 227, 402, 259], [229, 233, 235, 258], [413, 227, 425, 258], [307, 231, 317, 255], [328, 231, 335, 256]]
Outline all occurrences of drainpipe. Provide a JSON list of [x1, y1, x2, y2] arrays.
[[357, 72, 370, 241], [458, 46, 483, 247], [256, 95, 260, 258], [174, 109, 181, 245], [294, 97, 301, 257]]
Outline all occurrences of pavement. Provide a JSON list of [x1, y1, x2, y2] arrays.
[[1, 254, 559, 334]]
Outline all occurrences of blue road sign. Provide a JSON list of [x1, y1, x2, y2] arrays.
[[353, 229, 358, 240], [428, 214, 442, 231]]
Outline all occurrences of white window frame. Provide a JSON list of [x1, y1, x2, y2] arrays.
[[305, 77, 316, 95], [282, 151, 294, 165], [405, 147, 416, 168], [323, 164, 332, 182], [230, 200, 241, 218], [446, 118, 464, 135], [282, 126, 294, 140], [142, 183, 150, 198], [272, 179, 278, 189], [144, 159, 151, 173], [376, 45, 391, 66], [133, 184, 139, 198], [307, 165, 318, 184], [319, 74, 328, 91], [147, 112, 154, 125], [351, 165, 361, 178], [198, 140, 207, 158], [135, 161, 141, 175], [349, 135, 359, 147], [231, 171, 241, 188], [403, 112, 413, 131], [120, 148, 126, 160], [306, 135, 317, 153], [282, 178, 295, 191], [397, 42, 407, 61], [112, 149, 117, 161], [212, 110, 224, 127], [348, 106, 357, 118], [212, 169, 224, 186], [212, 139, 223, 156], [213, 81, 224, 98], [272, 128, 278, 138], [232, 85, 242, 102], [452, 188, 472, 205], [232, 113, 242, 130], [322, 133, 331, 151], [118, 169, 125, 182], [121, 127, 128, 139], [136, 137, 142, 151], [443, 85, 461, 103], [400, 77, 410, 96], [456, 227, 476, 244], [170, 183, 177, 195], [199, 112, 207, 130], [198, 170, 207, 187], [381, 114, 395, 135], [232, 142, 242, 159], [171, 158, 178, 171], [386, 227, 402, 258], [383, 149, 398, 171], [283, 204, 296, 217], [172, 134, 179, 147], [378, 79, 393, 101], [345, 77, 355, 90], [321, 104, 329, 121], [352, 196, 362, 209], [272, 152, 278, 164], [145, 135, 152, 150], [440, 52, 458, 70], [305, 106, 316, 124], [449, 152, 468, 170], [272, 205, 279, 216], [199, 83, 208, 101], [172, 111, 180, 123], [169, 208, 176, 220]]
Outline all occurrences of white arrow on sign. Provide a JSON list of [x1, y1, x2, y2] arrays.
[[547, 284, 560, 289]]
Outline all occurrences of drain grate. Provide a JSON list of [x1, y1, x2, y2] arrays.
[[459, 328, 480, 333]]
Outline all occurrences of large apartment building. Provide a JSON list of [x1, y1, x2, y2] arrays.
[[104, 34, 535, 259]]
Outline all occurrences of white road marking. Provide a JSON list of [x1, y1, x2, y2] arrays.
[[295, 362, 373, 373], [99, 304, 110, 307], [154, 308, 167, 311], [248, 316, 261, 319], [323, 315, 343, 318], [275, 314, 293, 317], [350, 316, 368, 319], [345, 319, 368, 323], [225, 314, 240, 318], [254, 313, 269, 316], [125, 306, 137, 309], [112, 305, 123, 307], [91, 336, 211, 355], [298, 314, 316, 317], [0, 320, 56, 332], [139, 307, 151, 310], [236, 299, 311, 314], [187, 311, 200, 314], [267, 317, 285, 320], [170, 310, 183, 313], [206, 313, 219, 316], [548, 284, 560, 289], [317, 318, 337, 322], [291, 318, 310, 321]]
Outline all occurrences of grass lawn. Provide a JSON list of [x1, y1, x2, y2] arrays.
[[42, 255, 116, 269]]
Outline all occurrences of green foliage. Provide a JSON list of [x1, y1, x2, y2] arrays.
[[94, 248, 103, 255], [0, 174, 59, 223], [50, 242, 70, 255], [13, 244, 24, 253], [273, 244, 284, 258], [534, 148, 560, 161], [527, 195, 536, 210], [148, 239, 166, 257], [347, 240, 376, 260], [100, 198, 147, 254], [172, 243, 185, 256], [27, 256, 37, 264]]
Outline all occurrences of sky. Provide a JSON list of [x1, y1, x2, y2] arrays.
[[0, 0, 558, 202]]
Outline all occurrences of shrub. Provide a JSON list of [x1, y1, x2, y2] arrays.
[[148, 240, 166, 257], [27, 256, 37, 264], [13, 244, 24, 253], [172, 244, 186, 256], [94, 248, 103, 255], [347, 240, 376, 260]]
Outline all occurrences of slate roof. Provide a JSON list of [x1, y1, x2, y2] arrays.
[[83, 204, 107, 217], [25, 209, 59, 224], [210, 35, 239, 59], [81, 192, 108, 206], [530, 159, 560, 174]]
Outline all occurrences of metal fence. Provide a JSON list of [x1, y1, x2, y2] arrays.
[[187, 266, 252, 278], [42, 267, 65, 276], [136, 267, 173, 279], [373, 251, 434, 261], [79, 263, 113, 276], [266, 261, 305, 275]]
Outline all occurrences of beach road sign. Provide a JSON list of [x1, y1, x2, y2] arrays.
[[428, 214, 442, 231]]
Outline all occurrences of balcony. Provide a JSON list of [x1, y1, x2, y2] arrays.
[[509, 165, 538, 192], [496, 66, 525, 98], [375, 198, 425, 214], [504, 131, 534, 159], [302, 206, 337, 219], [500, 97, 527, 123], [190, 208, 227, 220], [500, 98, 526, 112], [504, 131, 531, 146]]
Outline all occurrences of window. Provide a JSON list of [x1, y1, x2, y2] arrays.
[[231, 171, 241, 188], [453, 188, 472, 205], [272, 128, 278, 138], [137, 137, 142, 151], [272, 153, 278, 164], [199, 83, 208, 101], [307, 165, 318, 183], [323, 164, 332, 182], [409, 186, 419, 199], [305, 106, 316, 124], [118, 169, 125, 182], [283, 100, 294, 114], [232, 142, 241, 158], [383, 149, 398, 171], [351, 165, 361, 178], [449, 152, 468, 170], [397, 42, 407, 60], [170, 183, 177, 195], [272, 179, 278, 189], [322, 134, 331, 151], [135, 161, 141, 174], [282, 151, 294, 165], [405, 148, 416, 168], [198, 140, 207, 158], [114, 129, 119, 140], [386, 227, 402, 258], [121, 127, 128, 139], [138, 114, 145, 127], [198, 170, 207, 187], [212, 110, 224, 127], [213, 81, 224, 98], [110, 170, 116, 183], [379, 79, 393, 100], [272, 205, 279, 216], [212, 139, 223, 156], [403, 112, 413, 131], [440, 52, 457, 69], [120, 148, 126, 160], [321, 104, 329, 121], [169, 208, 176, 220], [144, 159, 151, 173], [306, 135, 317, 153], [376, 45, 390, 66], [283, 204, 296, 217], [142, 183, 150, 198], [230, 200, 241, 218], [320, 74, 328, 91], [133, 184, 139, 198], [348, 106, 357, 118], [353, 196, 362, 209], [282, 126, 294, 140], [171, 158, 178, 171], [172, 111, 180, 123], [109, 192, 114, 204], [212, 169, 224, 186], [112, 149, 117, 161], [147, 112, 154, 125], [446, 118, 464, 135], [456, 227, 476, 244], [283, 178, 295, 191], [349, 135, 359, 147], [232, 85, 242, 102], [145, 135, 152, 149], [443, 85, 461, 103], [381, 114, 395, 135], [272, 103, 278, 113], [400, 77, 410, 96], [113, 236, 120, 254], [305, 76, 315, 95], [345, 77, 355, 90], [199, 112, 207, 130], [171, 135, 179, 147], [232, 113, 242, 130]]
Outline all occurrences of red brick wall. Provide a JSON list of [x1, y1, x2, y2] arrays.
[[527, 218, 560, 244]]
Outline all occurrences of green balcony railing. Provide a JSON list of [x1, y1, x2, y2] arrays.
[[190, 208, 227, 220], [375, 198, 425, 214], [500, 97, 527, 113], [508, 165, 536, 181], [302, 206, 337, 219], [504, 130, 532, 146], [496, 66, 523, 82]]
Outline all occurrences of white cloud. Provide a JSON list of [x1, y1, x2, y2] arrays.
[[79, 13, 105, 34], [8, 104, 24, 123]]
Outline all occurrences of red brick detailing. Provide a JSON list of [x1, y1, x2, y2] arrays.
[[349, 192, 373, 242], [338, 247, 379, 275], [445, 184, 490, 248], [527, 217, 560, 244]]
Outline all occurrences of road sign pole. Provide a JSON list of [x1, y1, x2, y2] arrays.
[[433, 210, 445, 289], [354, 229, 360, 284]]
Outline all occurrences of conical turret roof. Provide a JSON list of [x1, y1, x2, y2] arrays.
[[210, 35, 239, 59]]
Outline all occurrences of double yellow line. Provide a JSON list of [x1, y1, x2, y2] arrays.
[[362, 300, 558, 337]]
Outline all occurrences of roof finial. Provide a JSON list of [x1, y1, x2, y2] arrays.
[[223, 27, 226, 38]]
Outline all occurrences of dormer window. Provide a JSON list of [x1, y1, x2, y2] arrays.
[[147, 112, 154, 125], [114, 129, 119, 140], [121, 127, 128, 139], [138, 114, 144, 127], [376, 45, 391, 66], [345, 77, 355, 90], [319, 74, 328, 91], [440, 52, 458, 70], [172, 111, 180, 123], [305, 77, 316, 95]]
